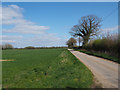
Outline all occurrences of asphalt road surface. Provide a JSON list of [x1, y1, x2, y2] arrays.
[[68, 49, 119, 88]]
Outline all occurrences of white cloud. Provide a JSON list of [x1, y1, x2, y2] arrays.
[[2, 34, 67, 48], [2, 40, 16, 43], [2, 35, 23, 39], [8, 5, 20, 9], [28, 33, 66, 46], [1, 35, 23, 43], [2, 5, 50, 34], [1, 5, 67, 47], [2, 5, 23, 25], [101, 26, 118, 33], [3, 25, 50, 34], [100, 25, 119, 38]]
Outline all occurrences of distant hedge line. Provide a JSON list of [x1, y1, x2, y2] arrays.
[[1, 45, 67, 50], [23, 46, 67, 49]]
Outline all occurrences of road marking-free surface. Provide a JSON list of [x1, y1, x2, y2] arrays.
[[68, 49, 119, 88]]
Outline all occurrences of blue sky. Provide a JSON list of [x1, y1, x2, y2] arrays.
[[2, 2, 118, 47]]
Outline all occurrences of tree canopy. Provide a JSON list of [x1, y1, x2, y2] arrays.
[[70, 15, 102, 46], [66, 37, 77, 48]]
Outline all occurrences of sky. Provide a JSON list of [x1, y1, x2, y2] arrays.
[[1, 2, 118, 48]]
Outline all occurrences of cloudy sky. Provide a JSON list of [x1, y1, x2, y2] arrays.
[[1, 2, 118, 48]]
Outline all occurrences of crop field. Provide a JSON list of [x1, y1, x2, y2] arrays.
[[2, 49, 93, 88]]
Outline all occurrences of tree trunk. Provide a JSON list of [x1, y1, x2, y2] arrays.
[[83, 38, 89, 46], [79, 36, 80, 47]]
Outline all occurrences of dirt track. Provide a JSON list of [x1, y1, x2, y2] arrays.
[[0, 60, 14, 61], [68, 49, 119, 88]]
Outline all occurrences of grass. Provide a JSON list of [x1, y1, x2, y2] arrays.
[[75, 49, 120, 64], [2, 48, 93, 88]]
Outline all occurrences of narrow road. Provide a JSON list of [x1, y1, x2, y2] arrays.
[[68, 49, 119, 88]]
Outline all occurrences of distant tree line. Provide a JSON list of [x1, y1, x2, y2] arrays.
[[24, 46, 67, 49], [1, 44, 67, 50]]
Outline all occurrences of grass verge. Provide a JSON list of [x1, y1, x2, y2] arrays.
[[74, 49, 120, 64]]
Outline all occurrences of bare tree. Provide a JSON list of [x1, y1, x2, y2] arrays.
[[70, 15, 102, 46], [66, 37, 77, 48], [2, 44, 13, 50]]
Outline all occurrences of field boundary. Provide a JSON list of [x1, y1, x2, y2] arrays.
[[74, 49, 120, 64]]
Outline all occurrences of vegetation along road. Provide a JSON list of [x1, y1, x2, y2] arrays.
[[68, 49, 119, 88]]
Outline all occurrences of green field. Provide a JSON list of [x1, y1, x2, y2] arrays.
[[2, 49, 93, 88]]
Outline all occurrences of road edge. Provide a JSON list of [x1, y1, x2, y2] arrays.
[[68, 49, 103, 88]]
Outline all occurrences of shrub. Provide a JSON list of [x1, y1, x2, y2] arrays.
[[24, 46, 35, 49], [83, 34, 119, 58]]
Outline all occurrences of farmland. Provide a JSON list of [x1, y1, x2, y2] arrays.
[[2, 49, 93, 88]]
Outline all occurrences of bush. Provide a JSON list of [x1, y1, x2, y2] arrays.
[[83, 40, 94, 50], [83, 34, 119, 58], [2, 44, 13, 50], [24, 46, 35, 49], [93, 38, 108, 51]]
